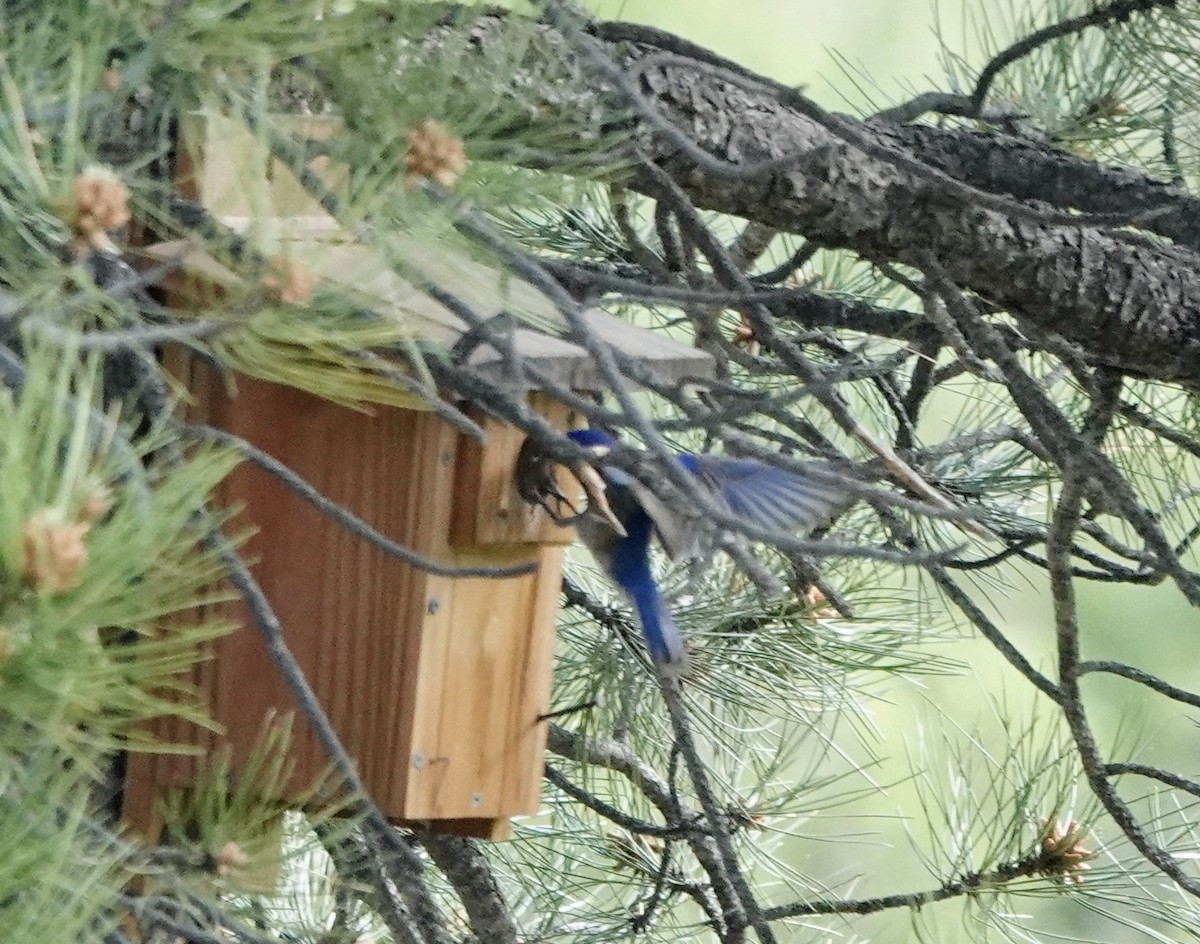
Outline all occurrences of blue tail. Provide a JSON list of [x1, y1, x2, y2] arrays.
[[608, 511, 687, 668], [623, 569, 686, 668]]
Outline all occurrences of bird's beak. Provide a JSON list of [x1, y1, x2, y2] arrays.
[[573, 462, 628, 538], [514, 437, 626, 537]]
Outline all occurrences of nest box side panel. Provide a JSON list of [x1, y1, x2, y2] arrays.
[[128, 357, 452, 821], [210, 372, 453, 803], [122, 353, 229, 839]]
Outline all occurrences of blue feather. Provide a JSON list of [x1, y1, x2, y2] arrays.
[[607, 509, 687, 666], [565, 429, 850, 669], [679, 453, 850, 535]]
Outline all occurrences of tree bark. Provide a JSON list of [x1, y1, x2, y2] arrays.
[[599, 23, 1200, 385], [423, 10, 1200, 386]]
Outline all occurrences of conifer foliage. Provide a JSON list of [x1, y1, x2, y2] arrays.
[[4, 1, 1200, 942]]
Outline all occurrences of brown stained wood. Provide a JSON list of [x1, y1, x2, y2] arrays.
[[123, 349, 226, 842], [125, 351, 563, 836], [404, 543, 561, 822], [512, 543, 564, 811]]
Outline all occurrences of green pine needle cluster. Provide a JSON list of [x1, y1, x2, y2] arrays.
[[0, 342, 236, 753], [0, 341, 237, 935]]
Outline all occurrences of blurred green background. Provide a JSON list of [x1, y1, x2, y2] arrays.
[[592, 0, 978, 107], [580, 2, 1200, 941]]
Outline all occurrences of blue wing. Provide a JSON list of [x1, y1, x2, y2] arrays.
[[678, 454, 853, 535], [564, 428, 851, 668]]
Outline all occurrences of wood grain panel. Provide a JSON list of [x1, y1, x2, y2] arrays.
[[125, 358, 564, 839]]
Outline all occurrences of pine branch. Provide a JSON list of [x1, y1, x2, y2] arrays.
[[968, 0, 1180, 114], [419, 6, 1200, 383]]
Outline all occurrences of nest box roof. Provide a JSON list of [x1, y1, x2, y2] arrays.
[[148, 111, 715, 393]]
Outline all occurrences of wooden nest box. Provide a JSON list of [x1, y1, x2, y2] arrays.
[[122, 113, 713, 840]]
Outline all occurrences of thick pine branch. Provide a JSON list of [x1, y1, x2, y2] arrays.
[[423, 8, 1200, 385]]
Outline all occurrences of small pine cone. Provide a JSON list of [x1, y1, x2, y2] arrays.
[[403, 120, 466, 188], [78, 484, 113, 524], [732, 315, 757, 350], [802, 585, 838, 619], [21, 510, 89, 594], [1037, 818, 1095, 885], [214, 840, 248, 877], [67, 166, 130, 253], [262, 255, 316, 305]]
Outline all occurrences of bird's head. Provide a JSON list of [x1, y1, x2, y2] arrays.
[[567, 427, 617, 457], [561, 427, 629, 537], [514, 428, 628, 537]]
